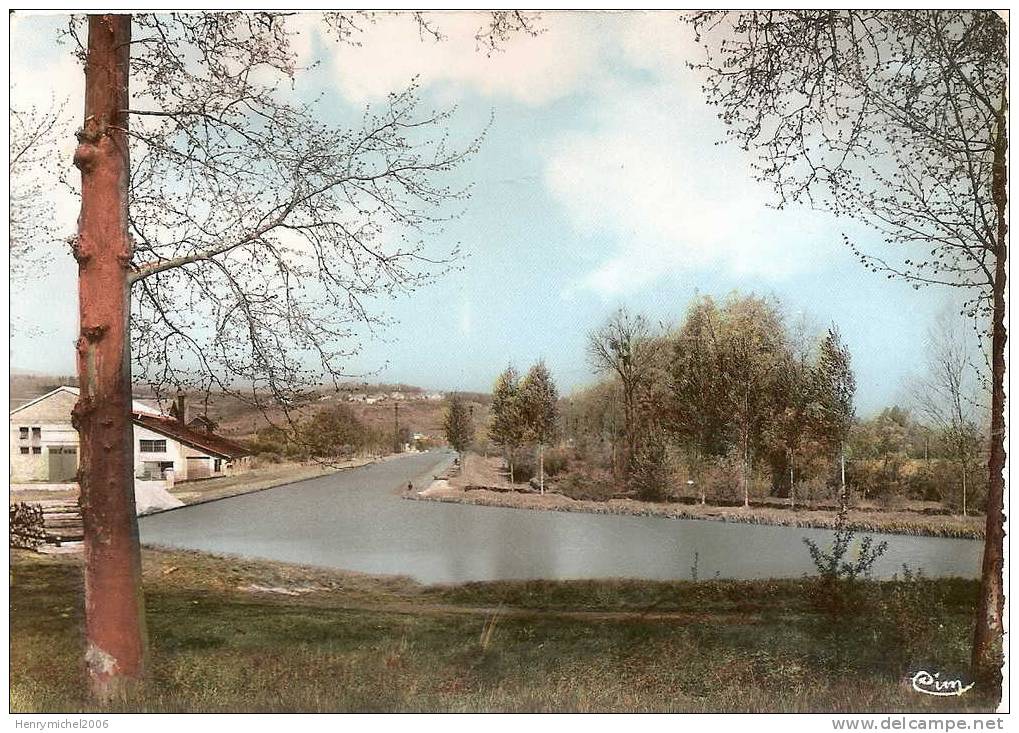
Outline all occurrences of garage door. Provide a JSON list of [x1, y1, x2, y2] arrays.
[[47, 446, 78, 482]]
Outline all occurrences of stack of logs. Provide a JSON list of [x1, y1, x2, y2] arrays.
[[39, 501, 84, 547]]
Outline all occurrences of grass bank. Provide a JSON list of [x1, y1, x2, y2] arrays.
[[412, 475, 983, 541], [10, 548, 995, 713]]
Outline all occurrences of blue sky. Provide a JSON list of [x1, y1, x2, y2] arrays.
[[9, 11, 974, 415]]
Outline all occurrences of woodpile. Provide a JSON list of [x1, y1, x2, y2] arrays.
[[39, 501, 83, 547]]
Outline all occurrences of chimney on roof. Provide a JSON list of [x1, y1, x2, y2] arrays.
[[172, 393, 187, 425]]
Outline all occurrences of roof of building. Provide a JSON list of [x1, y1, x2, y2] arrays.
[[9, 386, 162, 417], [131, 412, 251, 459]]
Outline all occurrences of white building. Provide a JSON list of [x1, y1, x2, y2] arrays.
[[10, 386, 250, 483]]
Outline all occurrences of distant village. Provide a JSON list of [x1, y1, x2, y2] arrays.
[[322, 389, 446, 405]]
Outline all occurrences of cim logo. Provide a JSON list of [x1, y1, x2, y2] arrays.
[[911, 670, 975, 697]]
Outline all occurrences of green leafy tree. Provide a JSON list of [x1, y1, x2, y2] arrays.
[[849, 407, 912, 500], [815, 327, 857, 507], [665, 296, 731, 502], [302, 404, 370, 458], [488, 365, 526, 483], [716, 295, 787, 507], [628, 425, 672, 502], [761, 318, 824, 506], [520, 361, 559, 494], [443, 393, 476, 467]]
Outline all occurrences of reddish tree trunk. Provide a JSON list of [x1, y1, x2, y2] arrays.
[[72, 14, 146, 699], [972, 90, 1007, 690]]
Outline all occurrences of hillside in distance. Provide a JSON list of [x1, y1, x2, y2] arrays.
[[10, 372, 491, 446], [208, 385, 491, 444]]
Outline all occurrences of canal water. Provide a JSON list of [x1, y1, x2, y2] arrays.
[[139, 450, 983, 585]]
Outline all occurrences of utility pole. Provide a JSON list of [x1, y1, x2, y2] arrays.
[[393, 402, 400, 454]]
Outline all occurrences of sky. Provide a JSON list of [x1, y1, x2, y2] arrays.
[[8, 11, 976, 415]]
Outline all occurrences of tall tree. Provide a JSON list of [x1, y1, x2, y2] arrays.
[[915, 315, 986, 517], [519, 361, 559, 494], [63, 11, 534, 698], [488, 365, 526, 484], [72, 16, 143, 700], [717, 296, 786, 507], [586, 308, 661, 475], [665, 296, 730, 503], [443, 393, 476, 466], [815, 327, 857, 507], [763, 319, 821, 507], [690, 9, 1006, 683]]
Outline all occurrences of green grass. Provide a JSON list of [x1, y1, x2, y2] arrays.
[[9, 549, 997, 713]]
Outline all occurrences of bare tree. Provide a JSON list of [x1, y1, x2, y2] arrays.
[[586, 308, 661, 476], [474, 11, 543, 55], [914, 314, 986, 517], [63, 11, 534, 699], [689, 10, 1006, 682], [10, 95, 69, 285]]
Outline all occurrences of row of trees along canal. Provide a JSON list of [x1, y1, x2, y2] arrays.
[[474, 294, 988, 517], [444, 362, 559, 493]]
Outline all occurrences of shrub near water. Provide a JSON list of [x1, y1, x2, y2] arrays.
[[627, 430, 674, 502]]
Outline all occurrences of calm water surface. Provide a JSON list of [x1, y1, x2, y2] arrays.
[[139, 451, 983, 584]]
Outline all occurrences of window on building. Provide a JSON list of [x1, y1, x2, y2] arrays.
[[139, 439, 167, 453], [31, 427, 41, 439], [32, 446, 42, 454], [19, 447, 29, 454], [19, 427, 28, 440], [214, 459, 222, 473]]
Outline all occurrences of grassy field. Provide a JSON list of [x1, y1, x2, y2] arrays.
[[10, 548, 997, 713]]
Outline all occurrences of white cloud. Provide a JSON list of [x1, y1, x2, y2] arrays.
[[544, 64, 838, 297], [303, 11, 604, 107]]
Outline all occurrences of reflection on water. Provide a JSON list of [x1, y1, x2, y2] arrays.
[[140, 451, 983, 585]]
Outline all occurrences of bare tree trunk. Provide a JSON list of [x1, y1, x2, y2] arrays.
[[623, 386, 635, 475], [839, 445, 847, 507], [742, 434, 750, 508], [538, 444, 545, 495], [72, 14, 146, 700], [973, 89, 1007, 687], [789, 458, 795, 510], [961, 461, 967, 518]]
